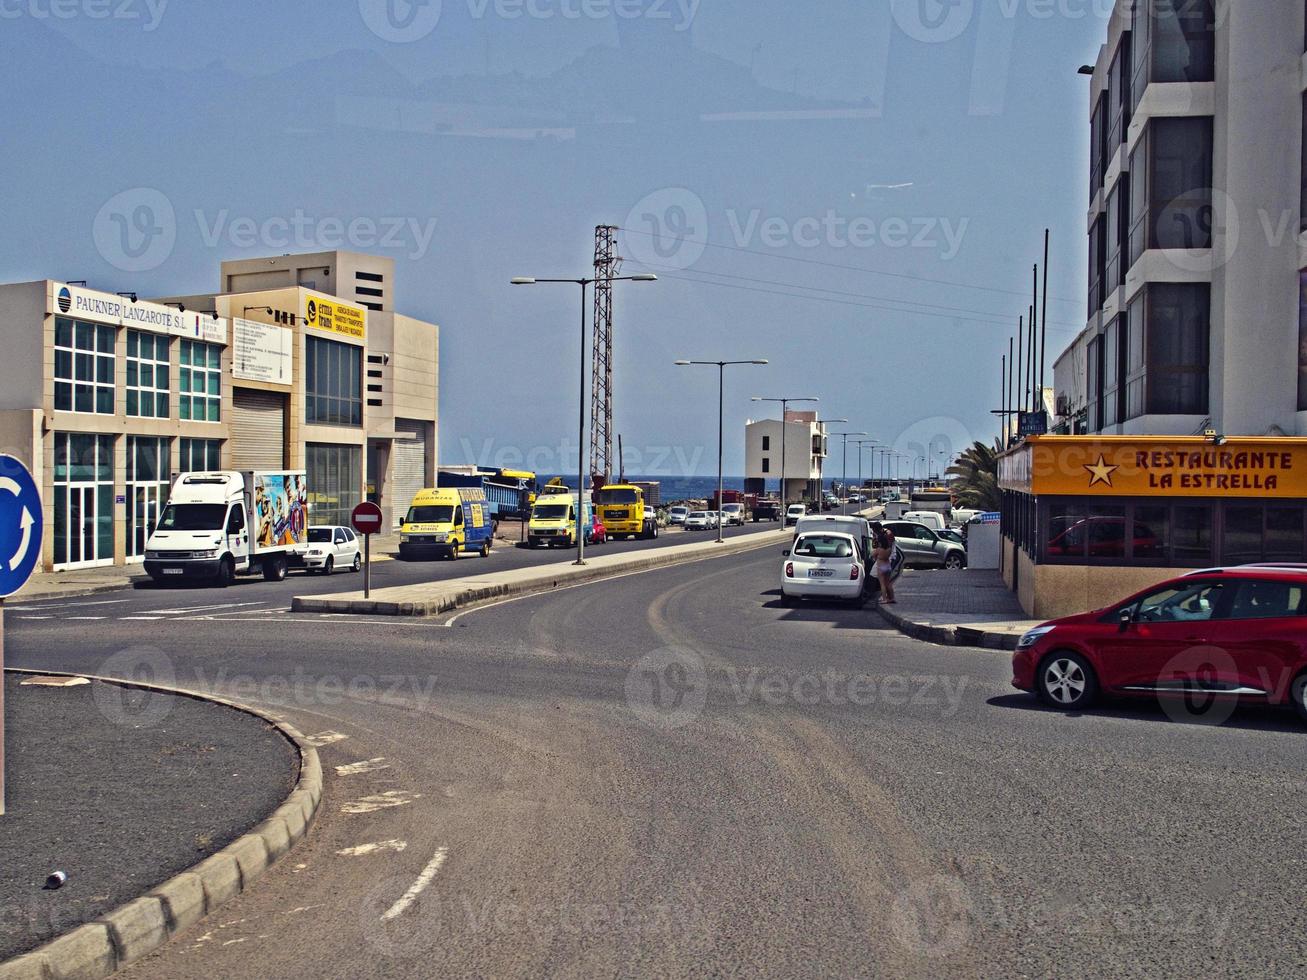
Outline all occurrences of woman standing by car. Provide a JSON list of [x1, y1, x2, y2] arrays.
[[870, 522, 896, 604]]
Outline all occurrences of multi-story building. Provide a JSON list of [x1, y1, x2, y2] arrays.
[[0, 252, 437, 573], [744, 411, 828, 503]]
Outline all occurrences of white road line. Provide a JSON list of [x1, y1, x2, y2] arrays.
[[119, 616, 164, 621], [303, 731, 349, 747], [65, 616, 107, 620], [337, 840, 407, 857], [335, 758, 390, 776], [380, 848, 449, 921], [141, 601, 268, 615], [18, 615, 52, 620], [341, 790, 421, 814], [8, 599, 130, 611]]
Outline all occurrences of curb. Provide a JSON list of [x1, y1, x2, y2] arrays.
[[11, 578, 144, 603], [0, 669, 323, 980], [293, 529, 791, 617], [874, 602, 1022, 651]]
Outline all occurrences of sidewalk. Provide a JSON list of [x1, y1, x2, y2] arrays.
[[875, 568, 1043, 651]]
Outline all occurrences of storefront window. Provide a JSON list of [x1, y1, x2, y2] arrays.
[[1086, 505, 1127, 559], [1173, 506, 1212, 562], [126, 436, 170, 559], [1045, 504, 1089, 559], [52, 433, 115, 568], [1267, 509, 1305, 563], [179, 340, 221, 422], [1134, 505, 1170, 559], [126, 330, 170, 419], [307, 442, 362, 527], [54, 318, 115, 415], [1222, 507, 1262, 566]]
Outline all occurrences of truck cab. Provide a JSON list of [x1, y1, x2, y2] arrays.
[[528, 493, 596, 548], [399, 487, 494, 561], [144, 471, 308, 586], [594, 484, 658, 540]]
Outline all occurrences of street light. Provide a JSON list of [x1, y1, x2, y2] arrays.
[[850, 438, 878, 511], [751, 395, 818, 506], [830, 431, 867, 514], [812, 418, 847, 503], [675, 359, 769, 543], [511, 272, 658, 565]]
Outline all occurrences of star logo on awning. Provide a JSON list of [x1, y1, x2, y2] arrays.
[[1084, 454, 1119, 488]]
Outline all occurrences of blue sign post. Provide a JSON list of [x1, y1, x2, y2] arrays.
[[0, 454, 43, 816]]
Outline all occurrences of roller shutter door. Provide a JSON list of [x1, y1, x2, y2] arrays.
[[391, 421, 427, 526], [230, 389, 286, 470]]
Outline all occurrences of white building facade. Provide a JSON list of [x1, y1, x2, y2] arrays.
[[744, 411, 828, 503]]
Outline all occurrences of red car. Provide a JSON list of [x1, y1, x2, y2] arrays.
[[587, 519, 607, 545], [1012, 567, 1307, 722]]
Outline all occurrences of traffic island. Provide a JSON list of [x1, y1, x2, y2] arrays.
[[0, 670, 322, 980], [874, 568, 1044, 650], [293, 528, 792, 616]]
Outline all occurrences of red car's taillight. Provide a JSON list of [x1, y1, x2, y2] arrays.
[[850, 564, 860, 580], [785, 562, 794, 578]]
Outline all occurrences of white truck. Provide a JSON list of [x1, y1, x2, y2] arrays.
[[144, 471, 309, 586]]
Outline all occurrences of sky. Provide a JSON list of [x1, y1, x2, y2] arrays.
[[0, 0, 1109, 479]]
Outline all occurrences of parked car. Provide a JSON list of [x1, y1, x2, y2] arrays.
[[936, 527, 966, 546], [900, 510, 947, 532], [684, 510, 718, 530], [588, 518, 607, 545], [784, 504, 807, 527], [1011, 568, 1307, 722], [883, 520, 967, 570], [781, 531, 865, 606], [667, 505, 690, 525], [296, 525, 362, 575], [720, 502, 746, 526]]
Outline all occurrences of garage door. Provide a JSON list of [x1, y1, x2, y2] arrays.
[[230, 389, 286, 470], [391, 420, 427, 527]]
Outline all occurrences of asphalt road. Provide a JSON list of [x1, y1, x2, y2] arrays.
[[6, 545, 1307, 977]]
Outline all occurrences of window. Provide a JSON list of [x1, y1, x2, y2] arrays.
[[1133, 581, 1227, 623], [1146, 284, 1209, 415], [1125, 295, 1146, 420], [356, 271, 384, 283], [1088, 215, 1107, 317], [1086, 336, 1102, 432], [1229, 581, 1306, 620], [54, 318, 115, 414], [126, 436, 170, 559], [1222, 507, 1263, 566], [1267, 509, 1305, 562], [762, 458, 770, 473], [762, 435, 771, 451], [1173, 505, 1212, 562], [356, 286, 383, 298], [1105, 184, 1123, 292], [179, 340, 221, 422], [1102, 317, 1122, 428], [1134, 505, 1170, 559], [306, 336, 362, 427], [1112, 31, 1132, 146], [126, 330, 170, 419], [227, 506, 245, 534], [1301, 95, 1307, 231], [1150, 117, 1214, 251], [1128, 131, 1149, 268], [52, 432, 114, 568], [306, 442, 362, 526], [1090, 93, 1108, 197], [178, 437, 221, 471], [1132, 0, 1215, 104]]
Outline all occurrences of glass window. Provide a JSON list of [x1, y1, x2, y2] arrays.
[[1229, 580, 1306, 620], [126, 330, 170, 419], [126, 435, 171, 558], [1222, 507, 1263, 565], [1105, 185, 1123, 293], [1133, 580, 1228, 623], [1266, 509, 1304, 563], [1102, 318, 1121, 428], [1173, 505, 1213, 562], [1125, 296, 1146, 420], [1088, 216, 1106, 318], [1133, 505, 1169, 560], [1298, 271, 1307, 411], [1128, 131, 1149, 268], [307, 443, 362, 527], [306, 337, 363, 427], [53, 317, 114, 415], [1045, 504, 1088, 559], [52, 433, 115, 568], [179, 340, 221, 423], [1090, 94, 1107, 197], [1301, 94, 1307, 232], [1086, 506, 1127, 559], [1086, 336, 1102, 432], [1130, 0, 1151, 112], [1150, 117, 1214, 251], [1151, 0, 1215, 84], [1147, 284, 1210, 415], [178, 437, 222, 472]]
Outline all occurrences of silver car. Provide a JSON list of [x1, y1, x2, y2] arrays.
[[883, 521, 967, 570]]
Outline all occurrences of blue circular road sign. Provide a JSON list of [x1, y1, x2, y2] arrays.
[[0, 455, 43, 598]]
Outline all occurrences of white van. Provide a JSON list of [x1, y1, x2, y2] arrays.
[[784, 503, 807, 527], [901, 510, 947, 532], [952, 508, 981, 526]]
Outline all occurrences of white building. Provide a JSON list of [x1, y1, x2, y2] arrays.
[[744, 411, 828, 503], [1053, 0, 1305, 438]]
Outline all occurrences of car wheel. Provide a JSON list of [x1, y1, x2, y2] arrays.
[[1289, 673, 1307, 725], [1036, 652, 1099, 711], [323, 556, 334, 575], [480, 539, 491, 557], [944, 553, 965, 570], [352, 553, 362, 573]]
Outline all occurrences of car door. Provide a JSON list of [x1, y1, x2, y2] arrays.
[[1214, 579, 1307, 698], [333, 528, 348, 566], [885, 524, 925, 563], [226, 505, 248, 565], [1086, 580, 1232, 691], [913, 526, 945, 567]]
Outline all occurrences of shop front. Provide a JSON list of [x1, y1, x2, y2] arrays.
[[998, 436, 1307, 619]]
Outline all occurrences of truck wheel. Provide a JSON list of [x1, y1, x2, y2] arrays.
[[263, 555, 288, 582], [650, 522, 659, 539], [215, 558, 234, 588]]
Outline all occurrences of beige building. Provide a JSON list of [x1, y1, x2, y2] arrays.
[[744, 411, 828, 503], [0, 252, 438, 573]]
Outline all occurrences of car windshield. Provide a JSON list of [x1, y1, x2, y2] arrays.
[[534, 505, 570, 520], [407, 505, 454, 523], [157, 504, 227, 531], [724, 504, 741, 512], [597, 489, 640, 504], [793, 534, 855, 558], [307, 528, 334, 543], [689, 512, 707, 519]]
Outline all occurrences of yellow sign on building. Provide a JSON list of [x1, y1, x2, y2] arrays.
[[1000, 436, 1307, 498], [303, 295, 366, 341]]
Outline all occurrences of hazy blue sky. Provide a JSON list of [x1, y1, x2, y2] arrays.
[[1, 0, 1108, 478]]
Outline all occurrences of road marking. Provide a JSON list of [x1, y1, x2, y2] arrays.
[[303, 731, 349, 747], [335, 757, 391, 776], [380, 847, 449, 921], [141, 601, 268, 615], [337, 839, 408, 857], [65, 616, 107, 620], [342, 790, 421, 814], [119, 616, 163, 621], [17, 615, 52, 620], [8, 599, 130, 611]]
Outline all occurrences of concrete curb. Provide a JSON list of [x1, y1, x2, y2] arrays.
[[874, 602, 1022, 651], [0, 669, 323, 980], [292, 529, 791, 617]]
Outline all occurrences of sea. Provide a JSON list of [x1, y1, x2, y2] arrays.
[[538, 475, 841, 503]]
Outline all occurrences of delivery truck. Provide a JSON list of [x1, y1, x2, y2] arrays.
[[528, 493, 598, 548], [398, 487, 495, 560], [593, 483, 659, 540], [144, 471, 309, 586]]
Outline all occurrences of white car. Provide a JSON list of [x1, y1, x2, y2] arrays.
[[668, 506, 690, 525], [721, 503, 745, 526], [301, 525, 362, 574], [901, 510, 947, 532], [781, 531, 865, 605], [684, 510, 718, 530], [784, 504, 807, 527]]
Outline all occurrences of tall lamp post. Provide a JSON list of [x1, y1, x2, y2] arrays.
[[751, 396, 818, 506], [832, 431, 867, 514], [850, 439, 877, 510], [511, 272, 657, 565], [675, 358, 769, 543]]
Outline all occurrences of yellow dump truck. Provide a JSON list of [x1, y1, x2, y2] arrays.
[[594, 483, 659, 540]]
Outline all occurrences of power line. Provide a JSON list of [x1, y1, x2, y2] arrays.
[[618, 225, 1082, 306]]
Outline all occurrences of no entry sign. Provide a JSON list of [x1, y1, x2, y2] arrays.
[[351, 501, 384, 535]]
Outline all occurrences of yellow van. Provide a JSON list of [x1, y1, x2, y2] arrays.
[[399, 488, 493, 561], [528, 493, 596, 549]]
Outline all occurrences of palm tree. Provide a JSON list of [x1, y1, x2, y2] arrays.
[[945, 440, 1002, 512]]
